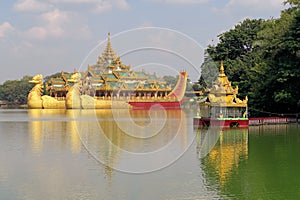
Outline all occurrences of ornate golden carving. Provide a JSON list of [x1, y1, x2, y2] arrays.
[[42, 95, 66, 109], [206, 62, 247, 107], [28, 74, 43, 109], [81, 95, 130, 109], [66, 73, 82, 109]]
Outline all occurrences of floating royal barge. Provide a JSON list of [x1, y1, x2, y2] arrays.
[[194, 61, 249, 128], [27, 33, 188, 109]]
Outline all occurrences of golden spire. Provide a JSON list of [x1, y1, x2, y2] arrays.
[[219, 60, 225, 77], [102, 32, 117, 63], [107, 32, 111, 47]]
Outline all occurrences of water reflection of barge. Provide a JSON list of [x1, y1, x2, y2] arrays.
[[194, 61, 248, 128]]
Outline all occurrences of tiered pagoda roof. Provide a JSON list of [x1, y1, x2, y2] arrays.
[[82, 33, 170, 92], [210, 61, 237, 96], [89, 32, 130, 73], [96, 32, 117, 70], [207, 61, 247, 107]]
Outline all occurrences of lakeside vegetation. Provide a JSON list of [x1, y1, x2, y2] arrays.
[[0, 0, 299, 116], [199, 0, 299, 116], [0, 76, 33, 106]]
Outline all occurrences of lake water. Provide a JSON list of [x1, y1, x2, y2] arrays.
[[0, 109, 299, 200]]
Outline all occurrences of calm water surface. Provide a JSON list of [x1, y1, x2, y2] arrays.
[[0, 109, 299, 200]]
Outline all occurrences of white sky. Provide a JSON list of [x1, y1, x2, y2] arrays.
[[0, 0, 285, 83]]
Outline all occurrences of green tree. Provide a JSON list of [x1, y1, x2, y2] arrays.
[[198, 55, 218, 89], [207, 18, 264, 61], [284, 0, 300, 12], [0, 75, 33, 105], [163, 75, 178, 88], [201, 1, 300, 116], [186, 78, 194, 91], [251, 5, 300, 114], [206, 19, 264, 95]]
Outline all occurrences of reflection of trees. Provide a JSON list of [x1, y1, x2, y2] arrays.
[[248, 124, 289, 135], [199, 128, 248, 188], [200, 125, 300, 199]]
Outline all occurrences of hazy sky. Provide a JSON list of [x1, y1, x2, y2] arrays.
[[0, 0, 285, 83]]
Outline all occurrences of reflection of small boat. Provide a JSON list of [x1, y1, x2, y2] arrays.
[[194, 61, 248, 128], [128, 72, 188, 109], [199, 128, 248, 186]]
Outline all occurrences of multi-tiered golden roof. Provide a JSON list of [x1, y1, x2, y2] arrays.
[[208, 61, 247, 107], [197, 61, 248, 119]]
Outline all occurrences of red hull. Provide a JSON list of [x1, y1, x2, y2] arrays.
[[129, 71, 188, 110], [194, 117, 249, 128], [129, 101, 181, 109]]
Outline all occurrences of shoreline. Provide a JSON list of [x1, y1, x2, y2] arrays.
[[249, 117, 299, 125]]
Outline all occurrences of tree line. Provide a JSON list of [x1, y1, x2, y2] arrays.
[[0, 76, 33, 105], [0, 73, 65, 106]]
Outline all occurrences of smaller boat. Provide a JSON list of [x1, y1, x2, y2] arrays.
[[128, 71, 188, 109], [194, 61, 248, 128]]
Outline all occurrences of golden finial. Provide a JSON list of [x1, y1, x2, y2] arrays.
[[102, 32, 117, 61], [220, 60, 225, 76], [106, 32, 112, 51]]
